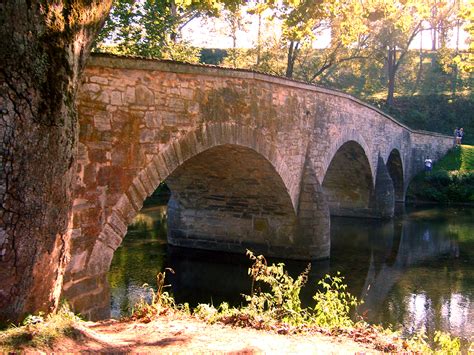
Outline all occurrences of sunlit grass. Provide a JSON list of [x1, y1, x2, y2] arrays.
[[0, 305, 80, 352], [407, 145, 474, 203], [460, 145, 474, 171], [434, 145, 474, 172]]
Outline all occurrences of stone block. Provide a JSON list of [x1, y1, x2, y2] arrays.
[[93, 112, 111, 131], [162, 111, 177, 125], [168, 98, 185, 111], [90, 76, 109, 85], [178, 132, 198, 161], [67, 250, 89, 274], [138, 169, 155, 196], [62, 275, 99, 299], [69, 284, 110, 318], [77, 142, 89, 163], [100, 223, 123, 250], [144, 111, 161, 128], [152, 155, 170, 180], [145, 163, 161, 189], [93, 91, 110, 104], [136, 84, 154, 105], [89, 149, 108, 163], [107, 208, 127, 234], [139, 129, 157, 143], [110, 91, 122, 106], [162, 147, 179, 173], [124, 86, 136, 104], [180, 87, 194, 100], [82, 83, 101, 93], [87, 242, 115, 276], [126, 184, 144, 211], [132, 177, 148, 202], [114, 194, 137, 224]]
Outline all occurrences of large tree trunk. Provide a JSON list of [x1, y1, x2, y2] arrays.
[[0, 0, 111, 323]]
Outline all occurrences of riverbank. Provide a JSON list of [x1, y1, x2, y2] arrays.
[[407, 144, 474, 204]]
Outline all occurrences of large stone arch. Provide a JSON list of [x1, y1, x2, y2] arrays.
[[64, 122, 324, 318], [59, 57, 456, 320], [165, 144, 298, 256], [321, 140, 374, 218]]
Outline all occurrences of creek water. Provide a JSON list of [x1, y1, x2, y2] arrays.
[[108, 204, 473, 343]]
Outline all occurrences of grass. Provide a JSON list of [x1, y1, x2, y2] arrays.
[[407, 145, 474, 204], [0, 305, 80, 352], [433, 145, 474, 172]]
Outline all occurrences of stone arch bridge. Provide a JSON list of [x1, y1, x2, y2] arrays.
[[64, 54, 452, 318]]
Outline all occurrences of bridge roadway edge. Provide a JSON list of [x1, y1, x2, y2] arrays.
[[87, 54, 451, 140]]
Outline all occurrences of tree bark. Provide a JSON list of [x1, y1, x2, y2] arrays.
[[286, 40, 299, 78], [386, 47, 396, 106], [412, 29, 423, 95], [0, 0, 111, 323]]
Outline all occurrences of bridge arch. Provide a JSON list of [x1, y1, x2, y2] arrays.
[[321, 140, 374, 218], [386, 149, 405, 202], [319, 130, 375, 185], [165, 143, 297, 253], [83, 122, 303, 281]]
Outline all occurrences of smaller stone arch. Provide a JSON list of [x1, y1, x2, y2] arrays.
[[386, 149, 405, 202], [319, 129, 376, 186], [321, 140, 374, 218]]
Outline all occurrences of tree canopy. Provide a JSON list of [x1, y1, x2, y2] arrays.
[[95, 0, 471, 107]]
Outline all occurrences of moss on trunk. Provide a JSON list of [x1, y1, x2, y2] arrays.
[[0, 0, 112, 323]]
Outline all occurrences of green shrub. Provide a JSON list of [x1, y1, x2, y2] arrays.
[[312, 272, 362, 329], [433, 331, 461, 354], [426, 171, 451, 187], [243, 250, 310, 325], [194, 251, 363, 331], [408, 168, 474, 204]]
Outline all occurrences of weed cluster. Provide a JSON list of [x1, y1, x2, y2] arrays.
[[129, 268, 190, 322], [192, 251, 466, 353], [194, 250, 362, 333]]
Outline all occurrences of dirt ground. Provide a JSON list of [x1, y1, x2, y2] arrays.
[[48, 315, 380, 354]]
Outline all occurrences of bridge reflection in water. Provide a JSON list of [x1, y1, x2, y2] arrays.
[[108, 205, 473, 341]]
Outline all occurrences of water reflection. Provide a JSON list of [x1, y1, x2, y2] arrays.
[[108, 205, 473, 341]]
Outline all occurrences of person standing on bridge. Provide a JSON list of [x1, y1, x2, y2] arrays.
[[459, 128, 464, 145], [455, 127, 463, 145]]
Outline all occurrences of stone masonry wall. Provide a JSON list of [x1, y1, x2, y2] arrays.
[[63, 54, 453, 319]]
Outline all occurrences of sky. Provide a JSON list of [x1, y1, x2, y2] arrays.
[[182, 8, 469, 50]]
